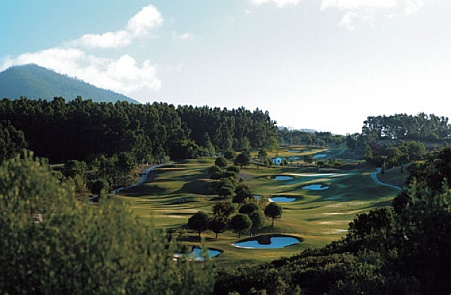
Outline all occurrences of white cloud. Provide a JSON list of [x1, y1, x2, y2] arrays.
[[404, 0, 424, 15], [172, 32, 195, 41], [339, 12, 357, 30], [1, 48, 161, 94], [0, 5, 163, 96], [320, 0, 426, 29], [250, 0, 301, 8], [75, 30, 131, 49], [125, 5, 163, 36], [320, 0, 397, 11], [69, 4, 162, 49]]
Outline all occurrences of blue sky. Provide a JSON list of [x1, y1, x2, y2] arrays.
[[1, 0, 451, 134]]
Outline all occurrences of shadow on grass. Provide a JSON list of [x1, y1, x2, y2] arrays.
[[120, 184, 168, 197], [175, 179, 211, 195]]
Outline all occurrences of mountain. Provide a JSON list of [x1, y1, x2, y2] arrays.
[[0, 64, 139, 103]]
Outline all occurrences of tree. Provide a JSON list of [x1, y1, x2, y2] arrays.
[[0, 120, 27, 163], [209, 217, 229, 239], [215, 156, 228, 168], [248, 210, 265, 235], [230, 213, 252, 238], [238, 202, 259, 215], [233, 183, 253, 204], [224, 149, 235, 160], [91, 178, 109, 197], [63, 159, 88, 179], [0, 152, 215, 294], [227, 165, 240, 174], [209, 165, 223, 180], [304, 154, 313, 164], [264, 202, 283, 226], [234, 151, 251, 169], [202, 132, 215, 156], [188, 211, 210, 237], [212, 201, 236, 217], [218, 185, 235, 199]]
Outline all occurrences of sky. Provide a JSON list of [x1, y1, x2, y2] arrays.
[[1, 0, 451, 135]]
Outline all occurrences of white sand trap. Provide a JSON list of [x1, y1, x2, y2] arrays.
[[323, 229, 349, 234], [318, 221, 348, 225], [164, 215, 189, 219]]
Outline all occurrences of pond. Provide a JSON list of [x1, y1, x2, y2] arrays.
[[272, 175, 294, 181], [302, 184, 330, 191], [313, 153, 327, 159], [270, 196, 296, 202], [255, 195, 297, 203], [232, 236, 300, 249], [174, 246, 222, 261]]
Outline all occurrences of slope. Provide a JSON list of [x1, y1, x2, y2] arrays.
[[0, 64, 139, 103]]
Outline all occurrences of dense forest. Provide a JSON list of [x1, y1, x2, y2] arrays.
[[361, 113, 451, 141], [0, 97, 277, 164]]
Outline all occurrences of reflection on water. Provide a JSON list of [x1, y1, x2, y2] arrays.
[[232, 237, 300, 249], [174, 247, 222, 261], [270, 196, 296, 202], [273, 176, 293, 181]]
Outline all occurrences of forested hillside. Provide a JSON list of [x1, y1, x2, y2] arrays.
[[0, 64, 138, 104], [0, 97, 278, 163]]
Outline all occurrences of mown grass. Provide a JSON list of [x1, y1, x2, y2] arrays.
[[112, 148, 406, 264]]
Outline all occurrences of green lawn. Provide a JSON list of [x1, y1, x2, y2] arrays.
[[112, 148, 405, 264]]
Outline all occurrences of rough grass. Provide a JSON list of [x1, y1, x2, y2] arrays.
[[112, 150, 406, 264]]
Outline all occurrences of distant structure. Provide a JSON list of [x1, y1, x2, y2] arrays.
[[272, 157, 282, 165]]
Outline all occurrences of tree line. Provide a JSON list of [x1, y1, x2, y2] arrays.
[[362, 113, 450, 141], [0, 97, 278, 164], [0, 97, 278, 192]]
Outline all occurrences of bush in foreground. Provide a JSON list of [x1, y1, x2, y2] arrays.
[[0, 152, 215, 295]]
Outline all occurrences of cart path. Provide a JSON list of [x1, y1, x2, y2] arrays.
[[370, 168, 402, 191]]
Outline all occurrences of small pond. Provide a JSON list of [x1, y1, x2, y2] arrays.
[[287, 156, 301, 161], [272, 175, 294, 181], [270, 196, 296, 202], [313, 153, 327, 159], [174, 246, 222, 261], [255, 195, 297, 203], [302, 184, 330, 191], [232, 236, 300, 249]]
